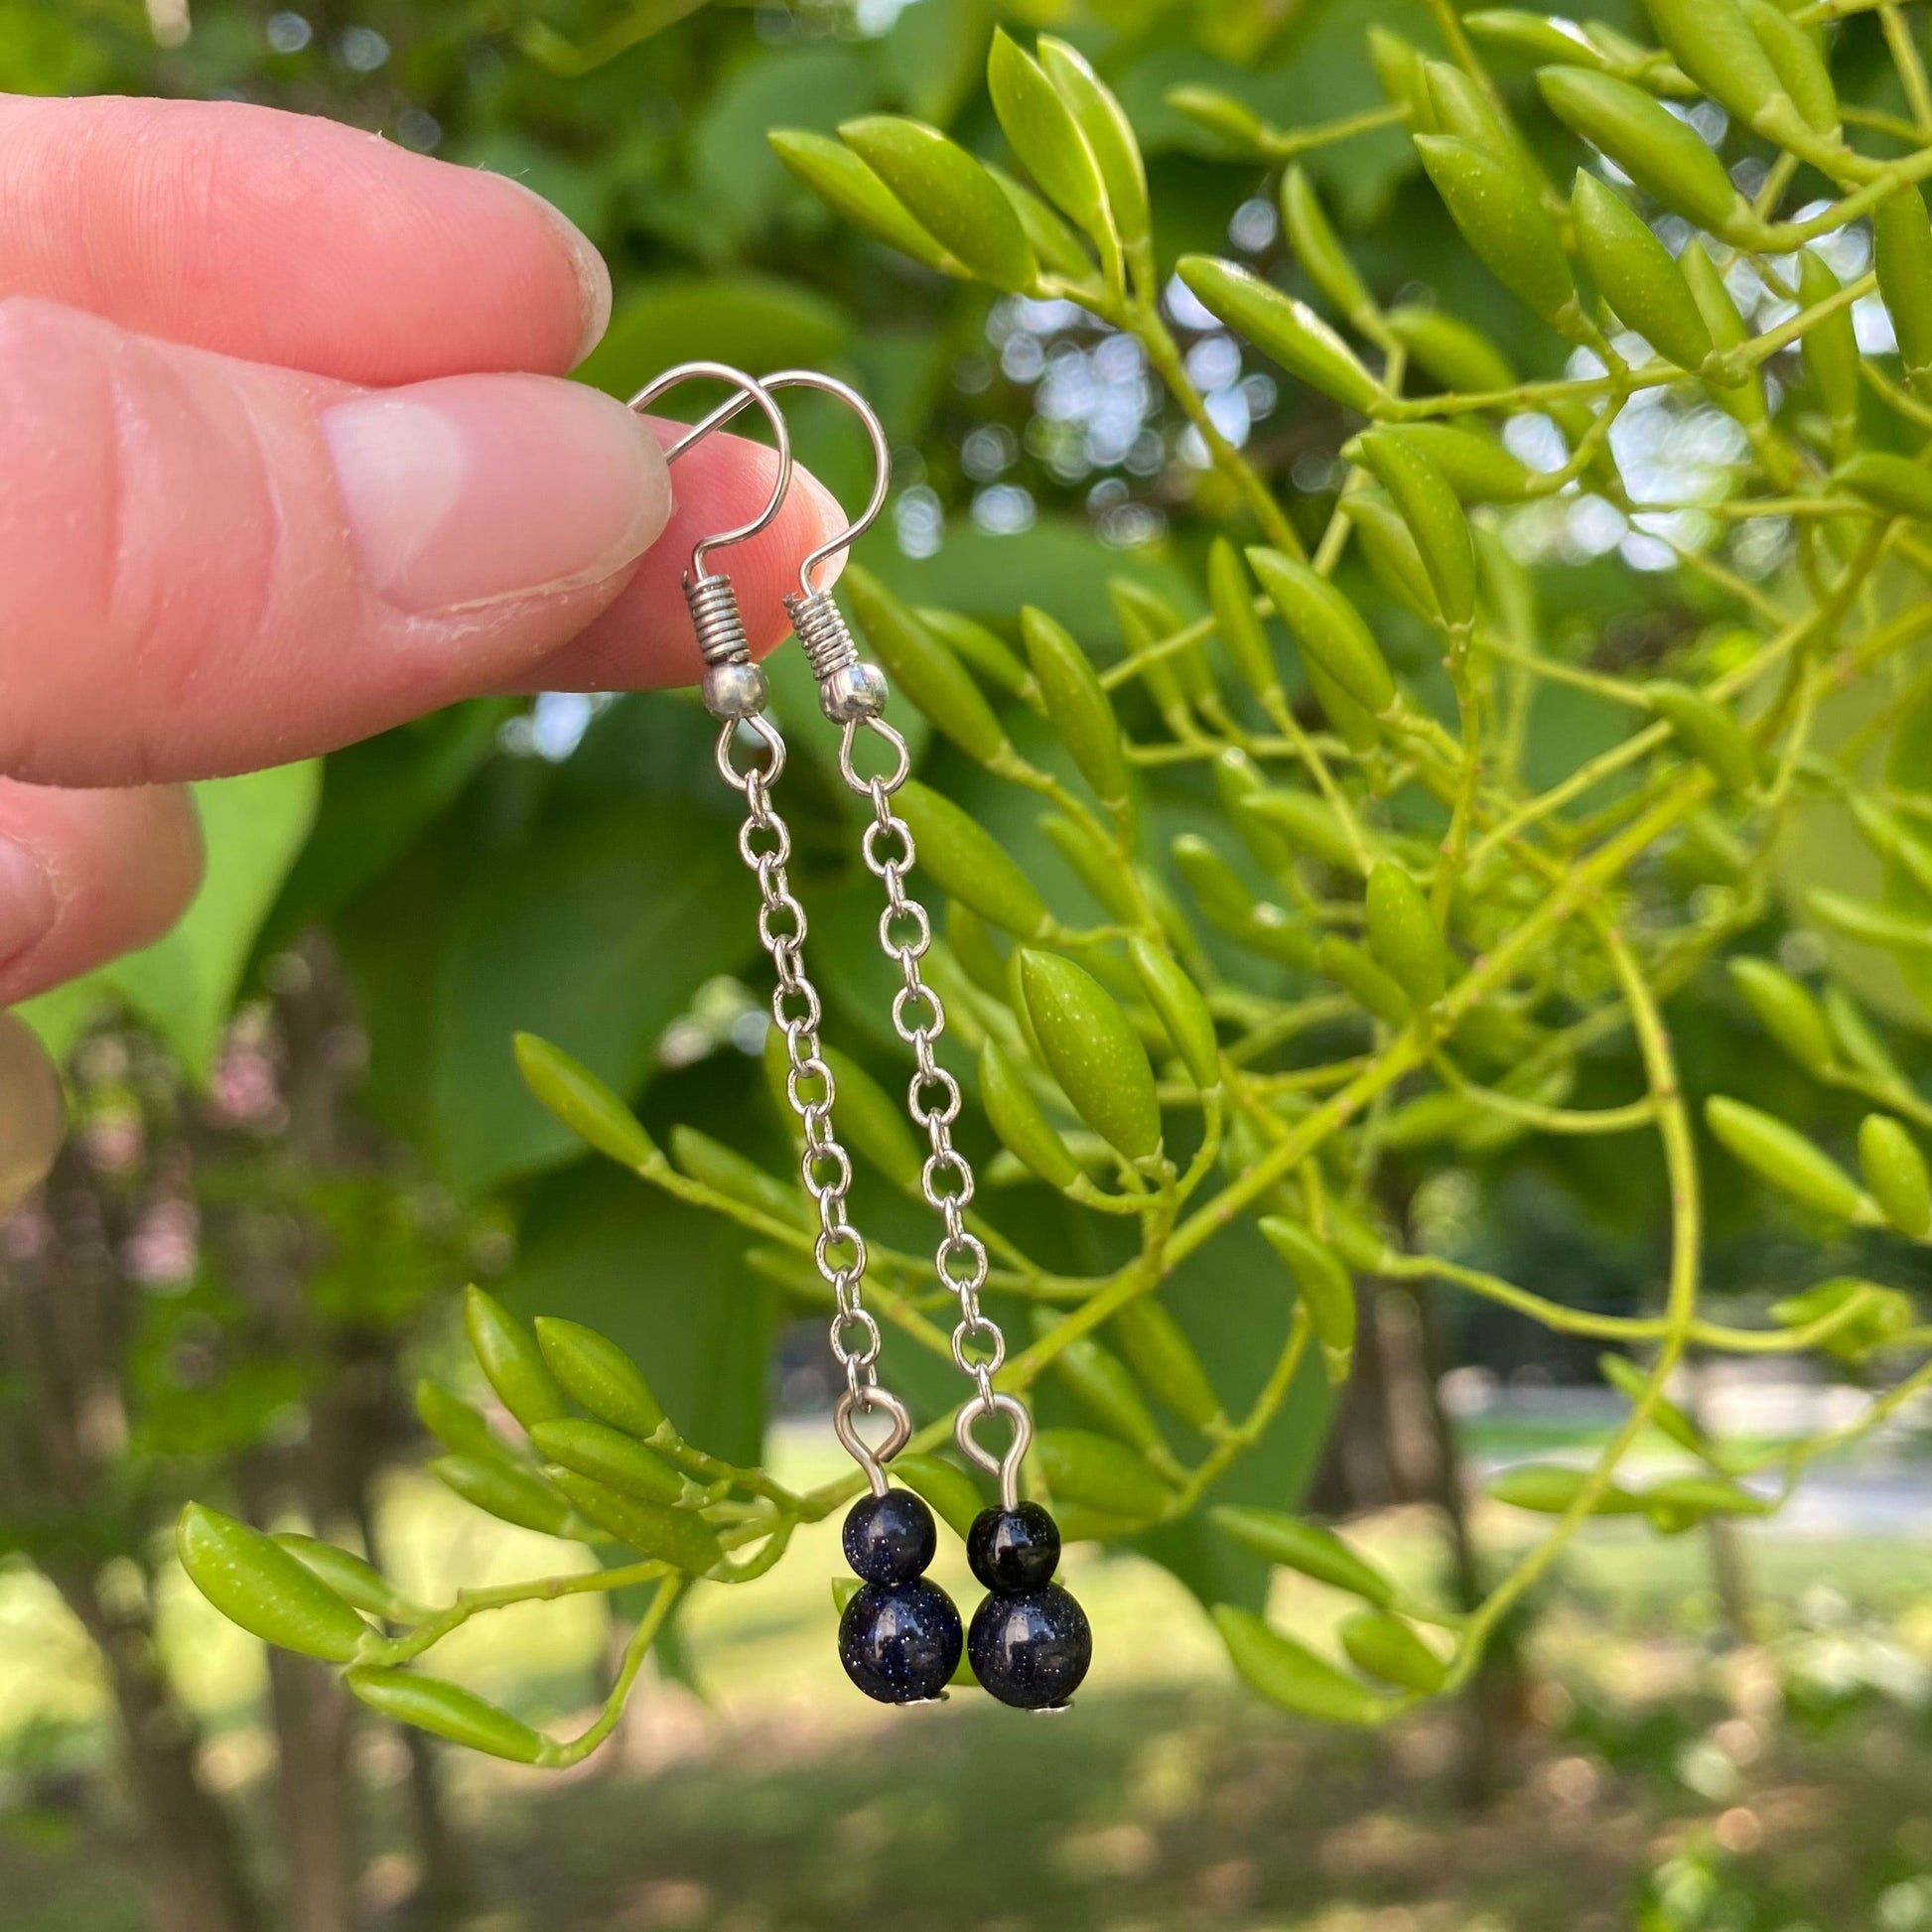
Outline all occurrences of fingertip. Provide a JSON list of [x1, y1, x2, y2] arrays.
[[492, 176, 613, 367], [0, 96, 609, 382], [322, 373, 671, 615], [528, 430, 855, 692]]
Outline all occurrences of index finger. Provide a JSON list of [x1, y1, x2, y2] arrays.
[[0, 94, 608, 383]]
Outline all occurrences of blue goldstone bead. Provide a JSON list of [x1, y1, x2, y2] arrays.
[[966, 1503, 1060, 1593], [968, 1584, 1091, 1710], [839, 1579, 963, 1704], [843, 1488, 938, 1585]]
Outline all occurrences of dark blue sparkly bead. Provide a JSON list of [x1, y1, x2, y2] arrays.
[[966, 1503, 1060, 1593], [839, 1580, 963, 1704], [842, 1488, 938, 1585], [968, 1584, 1091, 1710]]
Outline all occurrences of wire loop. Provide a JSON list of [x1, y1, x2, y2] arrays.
[[628, 361, 791, 578], [834, 1385, 912, 1498], [954, 1392, 1032, 1513], [681, 369, 890, 597]]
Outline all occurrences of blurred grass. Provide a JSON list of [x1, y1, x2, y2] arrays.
[[8, 1423, 1932, 1930]]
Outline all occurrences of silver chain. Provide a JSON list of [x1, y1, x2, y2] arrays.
[[714, 718, 887, 1410], [839, 718, 1031, 1508]]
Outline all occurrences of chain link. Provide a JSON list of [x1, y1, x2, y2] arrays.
[[839, 720, 1009, 1432], [717, 719, 890, 1418]]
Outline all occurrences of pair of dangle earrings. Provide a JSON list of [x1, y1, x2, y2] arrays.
[[630, 362, 1090, 1712]]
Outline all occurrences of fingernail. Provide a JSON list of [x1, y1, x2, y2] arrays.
[[0, 838, 56, 973], [324, 374, 672, 615], [498, 179, 614, 366]]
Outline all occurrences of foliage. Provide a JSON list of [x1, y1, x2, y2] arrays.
[[38, 0, 1921, 1763]]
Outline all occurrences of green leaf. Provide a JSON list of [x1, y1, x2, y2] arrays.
[[430, 796, 750, 1197], [1246, 548, 1396, 716], [536, 1318, 668, 1440], [693, 44, 880, 241], [1209, 1506, 1395, 1605], [1037, 37, 1152, 281], [177, 1504, 368, 1663], [1178, 256, 1384, 412], [1537, 68, 1746, 235], [988, 29, 1108, 241], [1110, 1297, 1223, 1431], [1349, 431, 1477, 629], [1707, 1094, 1867, 1217], [1646, 682, 1757, 794], [515, 1034, 660, 1173], [22, 761, 320, 1078], [1017, 949, 1163, 1161], [979, 1036, 1080, 1188], [575, 272, 851, 400], [1259, 1215, 1359, 1382], [1033, 1428, 1173, 1521], [891, 1452, 987, 1540], [1875, 189, 1932, 391], [347, 1668, 548, 1764], [897, 780, 1052, 937], [1339, 1609, 1448, 1693], [1021, 606, 1128, 810], [839, 115, 1036, 292], [1214, 1606, 1395, 1724], [1414, 134, 1575, 326], [1572, 171, 1715, 375], [770, 129, 958, 274], [1643, 0, 1790, 131], [1384, 306, 1517, 395], [1836, 452, 1932, 523], [507, 1155, 776, 1465], [845, 564, 1011, 765], [265, 705, 507, 949], [273, 1537, 415, 1621]]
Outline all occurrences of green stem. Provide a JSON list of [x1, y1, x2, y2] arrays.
[[543, 1576, 683, 1767]]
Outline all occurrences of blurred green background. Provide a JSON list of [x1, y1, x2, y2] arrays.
[[9, 2, 1932, 1930]]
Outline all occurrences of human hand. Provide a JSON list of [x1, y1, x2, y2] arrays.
[[0, 90, 839, 1012]]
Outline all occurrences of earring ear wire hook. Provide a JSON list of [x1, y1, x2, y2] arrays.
[[683, 370, 894, 724], [627, 360, 792, 580], [626, 362, 792, 726], [679, 369, 890, 598]]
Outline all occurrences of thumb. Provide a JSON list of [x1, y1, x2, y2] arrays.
[[0, 299, 813, 787]]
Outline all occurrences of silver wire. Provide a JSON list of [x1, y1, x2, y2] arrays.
[[627, 361, 791, 578], [680, 369, 891, 597]]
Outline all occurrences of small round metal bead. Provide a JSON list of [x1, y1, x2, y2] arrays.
[[843, 1489, 937, 1586], [818, 660, 889, 724], [840, 1580, 963, 1705], [968, 1584, 1091, 1711], [967, 1503, 1060, 1593], [701, 659, 768, 721]]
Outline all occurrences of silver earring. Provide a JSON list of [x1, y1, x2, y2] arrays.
[[700, 369, 1091, 1711], [645, 362, 966, 1706]]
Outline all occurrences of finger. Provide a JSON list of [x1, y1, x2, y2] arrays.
[[0, 779, 204, 1007], [0, 297, 693, 785], [520, 427, 851, 692], [0, 94, 608, 382], [0, 1016, 65, 1216]]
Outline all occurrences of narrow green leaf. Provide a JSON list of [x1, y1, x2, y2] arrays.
[[840, 115, 1036, 292]]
